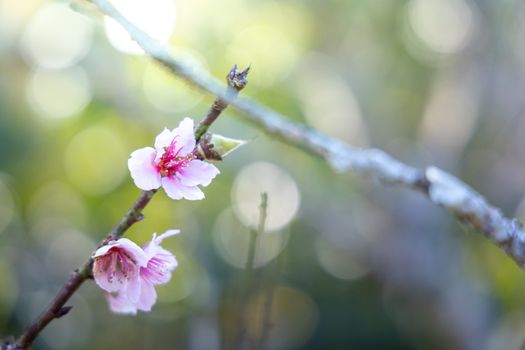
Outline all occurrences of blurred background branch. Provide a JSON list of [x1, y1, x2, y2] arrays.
[[89, 0, 525, 269], [235, 192, 268, 350]]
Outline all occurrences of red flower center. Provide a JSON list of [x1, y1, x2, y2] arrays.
[[157, 138, 194, 177]]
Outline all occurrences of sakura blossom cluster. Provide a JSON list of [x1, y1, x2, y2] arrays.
[[128, 118, 220, 200], [93, 230, 179, 314], [94, 118, 221, 314]]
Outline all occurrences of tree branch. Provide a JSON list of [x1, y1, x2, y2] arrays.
[[194, 65, 250, 140], [8, 64, 244, 348], [12, 189, 157, 349], [89, 0, 525, 268]]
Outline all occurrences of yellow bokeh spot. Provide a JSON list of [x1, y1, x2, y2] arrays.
[[64, 124, 127, 196]]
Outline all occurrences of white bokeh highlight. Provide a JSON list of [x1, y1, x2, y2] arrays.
[[418, 73, 479, 155], [104, 0, 176, 55], [213, 209, 287, 269], [64, 125, 127, 196], [407, 0, 475, 55], [232, 162, 300, 232], [315, 237, 368, 281], [20, 2, 93, 69], [296, 59, 369, 147]]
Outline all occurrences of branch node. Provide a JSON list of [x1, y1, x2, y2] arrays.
[[56, 306, 73, 319], [227, 64, 250, 90]]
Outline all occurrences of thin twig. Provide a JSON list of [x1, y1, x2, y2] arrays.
[[89, 0, 525, 269], [194, 65, 250, 140], [255, 194, 274, 350], [13, 189, 157, 349], [257, 193, 268, 243], [236, 193, 268, 350], [257, 277, 275, 350], [247, 193, 267, 272], [8, 65, 246, 349]]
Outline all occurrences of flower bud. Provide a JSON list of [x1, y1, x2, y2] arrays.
[[197, 133, 247, 161]]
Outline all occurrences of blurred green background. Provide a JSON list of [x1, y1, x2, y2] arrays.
[[1, 0, 525, 349]]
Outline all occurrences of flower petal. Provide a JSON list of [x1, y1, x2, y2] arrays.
[[93, 252, 141, 294], [162, 176, 205, 200], [92, 238, 148, 294], [178, 159, 220, 187], [171, 118, 195, 156], [124, 270, 142, 303], [161, 176, 183, 200], [177, 185, 205, 200], [106, 292, 137, 315], [153, 230, 181, 244], [142, 230, 180, 256], [93, 253, 123, 293], [104, 238, 149, 266], [141, 253, 178, 285], [154, 128, 175, 155], [136, 280, 157, 312], [128, 147, 161, 191], [92, 242, 117, 259]]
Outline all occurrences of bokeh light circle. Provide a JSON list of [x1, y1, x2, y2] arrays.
[[232, 162, 300, 232], [296, 59, 369, 147], [247, 286, 318, 349], [64, 125, 127, 196], [104, 0, 176, 55], [27, 181, 88, 244], [212, 208, 287, 269], [20, 2, 93, 69], [407, 0, 475, 55], [26, 67, 92, 120], [315, 237, 368, 281]]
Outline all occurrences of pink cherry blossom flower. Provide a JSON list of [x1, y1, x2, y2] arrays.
[[106, 230, 180, 314], [92, 238, 148, 304], [128, 118, 220, 200]]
